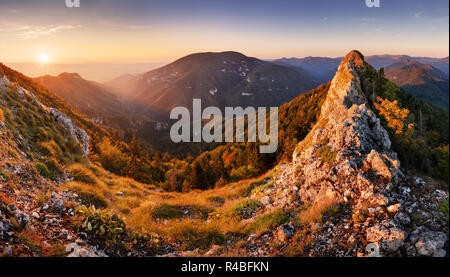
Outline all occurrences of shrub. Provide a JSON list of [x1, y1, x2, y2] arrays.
[[283, 230, 313, 257], [432, 145, 449, 184], [17, 230, 44, 254], [36, 192, 51, 206], [47, 243, 66, 257], [35, 162, 52, 179], [97, 138, 130, 174], [245, 209, 290, 234], [75, 205, 126, 244], [374, 96, 412, 135], [0, 168, 10, 180], [250, 181, 275, 195], [436, 200, 449, 222], [228, 199, 262, 217], [317, 145, 336, 166], [229, 166, 259, 182]]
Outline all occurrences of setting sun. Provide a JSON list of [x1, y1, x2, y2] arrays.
[[37, 53, 50, 63]]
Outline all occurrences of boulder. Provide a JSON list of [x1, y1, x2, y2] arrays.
[[366, 225, 406, 254], [409, 227, 447, 257], [277, 224, 295, 242]]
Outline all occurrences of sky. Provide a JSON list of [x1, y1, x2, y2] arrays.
[[0, 0, 449, 64]]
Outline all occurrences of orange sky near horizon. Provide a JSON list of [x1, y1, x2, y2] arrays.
[[0, 0, 448, 64]]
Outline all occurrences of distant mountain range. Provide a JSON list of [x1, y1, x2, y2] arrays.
[[384, 58, 449, 110], [273, 54, 449, 109], [274, 54, 449, 81], [7, 62, 164, 83], [32, 72, 172, 151], [33, 73, 131, 124], [107, 51, 318, 119], [273, 57, 341, 83]]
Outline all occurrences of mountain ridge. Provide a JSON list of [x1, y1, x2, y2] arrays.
[[384, 59, 449, 110], [106, 51, 318, 120]]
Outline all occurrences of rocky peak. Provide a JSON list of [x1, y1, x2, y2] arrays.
[[320, 50, 371, 120], [293, 50, 398, 206], [279, 50, 449, 256]]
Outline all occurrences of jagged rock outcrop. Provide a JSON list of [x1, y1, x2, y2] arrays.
[[285, 50, 448, 257], [292, 50, 399, 207], [49, 108, 89, 157], [241, 51, 448, 257]]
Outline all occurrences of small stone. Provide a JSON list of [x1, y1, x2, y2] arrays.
[[276, 224, 295, 242], [414, 231, 447, 256], [387, 203, 401, 213], [365, 243, 381, 257], [259, 196, 271, 206], [205, 245, 223, 256], [394, 212, 411, 226], [32, 212, 40, 220], [3, 246, 13, 256], [432, 249, 447, 257]]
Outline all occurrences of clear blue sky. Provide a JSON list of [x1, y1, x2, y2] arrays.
[[1, 0, 448, 62]]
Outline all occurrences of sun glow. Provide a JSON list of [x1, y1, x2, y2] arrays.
[[37, 53, 50, 63]]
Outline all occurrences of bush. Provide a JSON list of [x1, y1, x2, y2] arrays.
[[436, 200, 449, 222], [317, 145, 336, 166], [97, 138, 130, 174], [245, 209, 290, 234], [229, 166, 259, 182], [250, 181, 275, 195], [75, 205, 126, 244], [35, 162, 52, 179], [432, 145, 449, 184], [0, 168, 10, 180], [228, 199, 262, 217]]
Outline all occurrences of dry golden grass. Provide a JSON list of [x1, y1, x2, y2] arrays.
[[61, 164, 280, 250], [124, 173, 277, 249], [0, 108, 5, 122], [283, 229, 314, 257], [62, 163, 156, 209], [297, 195, 339, 225]]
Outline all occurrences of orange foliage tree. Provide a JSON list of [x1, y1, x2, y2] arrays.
[[374, 97, 414, 135]]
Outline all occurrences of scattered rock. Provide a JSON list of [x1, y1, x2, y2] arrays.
[[387, 203, 401, 213], [276, 224, 295, 242], [409, 227, 447, 257]]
